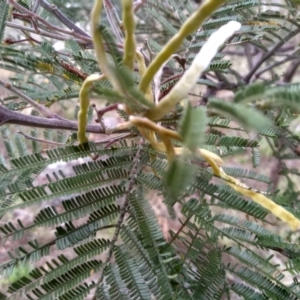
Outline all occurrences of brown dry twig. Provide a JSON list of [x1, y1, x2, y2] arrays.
[[0, 80, 61, 119], [0, 105, 120, 134]]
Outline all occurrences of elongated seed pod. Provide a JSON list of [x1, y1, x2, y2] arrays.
[[78, 74, 105, 144], [139, 0, 226, 95], [146, 21, 241, 121], [198, 148, 300, 231]]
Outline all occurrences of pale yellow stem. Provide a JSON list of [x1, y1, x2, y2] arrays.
[[78, 74, 106, 144], [122, 0, 136, 70]]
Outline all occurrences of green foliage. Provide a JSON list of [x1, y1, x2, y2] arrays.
[[0, 1, 8, 43], [1, 0, 300, 299], [208, 98, 273, 133]]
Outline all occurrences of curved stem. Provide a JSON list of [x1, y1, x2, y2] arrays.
[[78, 74, 106, 144], [138, 0, 225, 94]]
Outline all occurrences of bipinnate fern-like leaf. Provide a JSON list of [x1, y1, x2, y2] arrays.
[[230, 283, 267, 300], [208, 98, 273, 133], [2, 0, 300, 299], [6, 240, 109, 298], [229, 266, 298, 299], [235, 82, 300, 111], [113, 245, 153, 299], [0, 1, 9, 43], [128, 191, 175, 297], [191, 247, 225, 299]]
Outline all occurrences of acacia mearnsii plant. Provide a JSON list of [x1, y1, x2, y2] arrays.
[[2, 0, 300, 299]]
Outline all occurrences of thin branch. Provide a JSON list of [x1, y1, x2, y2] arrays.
[[254, 56, 295, 79], [94, 132, 134, 146], [3, 38, 34, 45], [283, 59, 300, 83], [0, 105, 111, 134], [143, 39, 153, 62], [265, 137, 283, 192], [40, 0, 91, 38], [254, 44, 300, 79], [32, 0, 40, 13], [104, 133, 133, 148], [57, 59, 88, 80], [244, 44, 253, 70], [134, 0, 147, 12], [8, 0, 91, 41], [223, 43, 295, 56], [6, 21, 92, 46], [104, 0, 124, 43], [244, 27, 300, 82], [92, 103, 119, 119], [93, 103, 119, 131], [0, 80, 59, 119], [92, 138, 144, 300], [17, 130, 65, 145]]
